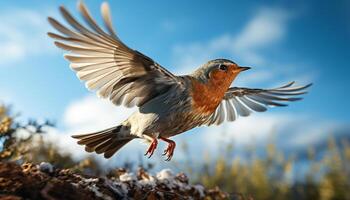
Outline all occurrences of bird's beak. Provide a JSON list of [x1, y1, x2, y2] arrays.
[[238, 66, 251, 72]]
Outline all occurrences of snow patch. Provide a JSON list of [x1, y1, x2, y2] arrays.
[[119, 172, 136, 182]]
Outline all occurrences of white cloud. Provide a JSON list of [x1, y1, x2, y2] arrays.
[[202, 113, 293, 147], [0, 8, 55, 66], [234, 8, 290, 54], [63, 95, 136, 133], [45, 95, 149, 164], [172, 34, 233, 75], [43, 127, 88, 159], [172, 7, 293, 85], [180, 112, 343, 161]]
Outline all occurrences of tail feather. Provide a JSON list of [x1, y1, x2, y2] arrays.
[[82, 136, 112, 148], [71, 125, 133, 158], [72, 126, 116, 139], [85, 146, 95, 153], [78, 132, 113, 145], [95, 138, 115, 154], [104, 139, 130, 158]]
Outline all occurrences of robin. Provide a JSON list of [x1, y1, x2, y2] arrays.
[[48, 1, 311, 161]]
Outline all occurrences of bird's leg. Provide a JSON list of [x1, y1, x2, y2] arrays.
[[160, 137, 176, 161], [144, 138, 158, 158]]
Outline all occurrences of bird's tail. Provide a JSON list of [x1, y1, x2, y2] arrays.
[[71, 125, 133, 158]]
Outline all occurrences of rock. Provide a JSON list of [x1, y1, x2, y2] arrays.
[[0, 161, 228, 200], [39, 162, 53, 174]]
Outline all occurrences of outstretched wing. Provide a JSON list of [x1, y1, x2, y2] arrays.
[[48, 2, 182, 107], [204, 82, 312, 126]]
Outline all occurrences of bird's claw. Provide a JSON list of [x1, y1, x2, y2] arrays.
[[165, 154, 173, 161], [144, 137, 176, 161], [162, 140, 176, 161], [144, 138, 158, 158]]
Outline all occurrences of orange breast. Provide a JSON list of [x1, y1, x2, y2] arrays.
[[190, 68, 239, 115]]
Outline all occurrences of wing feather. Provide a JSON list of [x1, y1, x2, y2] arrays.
[[204, 82, 311, 126], [225, 100, 236, 121], [48, 1, 183, 107]]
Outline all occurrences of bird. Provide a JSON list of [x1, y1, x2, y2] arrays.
[[47, 1, 312, 161]]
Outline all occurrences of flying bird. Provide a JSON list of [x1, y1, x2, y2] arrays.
[[48, 1, 311, 161]]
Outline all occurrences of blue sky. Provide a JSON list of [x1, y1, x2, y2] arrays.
[[0, 0, 349, 166]]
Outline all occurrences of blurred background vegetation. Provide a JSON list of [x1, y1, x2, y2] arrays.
[[1, 103, 349, 200], [0, 104, 103, 175]]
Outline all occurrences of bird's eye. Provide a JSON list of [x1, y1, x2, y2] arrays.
[[219, 64, 228, 71]]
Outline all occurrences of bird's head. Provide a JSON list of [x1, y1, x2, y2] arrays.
[[191, 59, 250, 87], [189, 59, 251, 114]]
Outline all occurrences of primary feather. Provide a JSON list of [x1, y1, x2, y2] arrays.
[[48, 1, 183, 108]]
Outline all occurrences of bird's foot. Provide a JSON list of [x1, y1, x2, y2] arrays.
[[160, 137, 176, 161], [144, 138, 158, 158]]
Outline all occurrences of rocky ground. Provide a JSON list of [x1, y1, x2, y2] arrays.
[[0, 161, 228, 200]]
